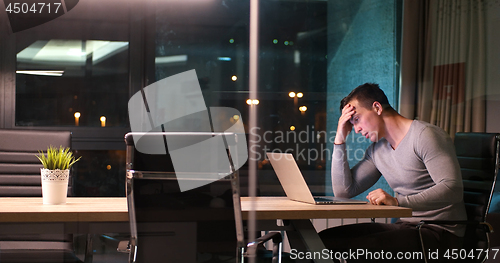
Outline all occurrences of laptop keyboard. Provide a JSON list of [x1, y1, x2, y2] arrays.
[[314, 197, 335, 202]]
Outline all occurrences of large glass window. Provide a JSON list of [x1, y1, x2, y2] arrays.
[[153, 0, 329, 196], [153, 0, 400, 198]]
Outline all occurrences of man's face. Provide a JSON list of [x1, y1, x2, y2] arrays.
[[348, 99, 381, 142]]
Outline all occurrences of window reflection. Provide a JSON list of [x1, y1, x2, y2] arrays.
[[16, 39, 129, 127], [17, 40, 128, 66]]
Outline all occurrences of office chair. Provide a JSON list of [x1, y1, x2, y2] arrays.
[[119, 132, 283, 263], [417, 132, 499, 263], [0, 129, 82, 263]]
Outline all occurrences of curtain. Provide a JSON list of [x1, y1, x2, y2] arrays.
[[416, 0, 486, 135]]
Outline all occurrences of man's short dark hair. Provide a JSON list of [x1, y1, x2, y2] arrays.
[[340, 83, 392, 112]]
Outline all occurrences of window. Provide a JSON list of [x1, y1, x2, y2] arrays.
[[14, 1, 130, 127], [9, 0, 132, 196]]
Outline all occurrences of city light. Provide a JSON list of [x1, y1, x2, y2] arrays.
[[100, 116, 106, 127], [74, 112, 80, 126], [289, 91, 303, 98], [231, 75, 238, 81], [246, 99, 259, 105], [299, 106, 307, 112], [290, 126, 296, 131]]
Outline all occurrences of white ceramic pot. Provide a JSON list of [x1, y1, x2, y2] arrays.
[[41, 168, 69, 205]]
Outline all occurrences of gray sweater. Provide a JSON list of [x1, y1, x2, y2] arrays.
[[332, 120, 466, 236]]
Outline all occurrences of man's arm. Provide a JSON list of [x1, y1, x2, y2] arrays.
[[331, 143, 382, 198], [332, 104, 382, 198], [396, 126, 463, 210]]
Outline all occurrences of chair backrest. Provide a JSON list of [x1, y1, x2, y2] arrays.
[[124, 132, 244, 262], [0, 129, 72, 196], [454, 132, 499, 253]]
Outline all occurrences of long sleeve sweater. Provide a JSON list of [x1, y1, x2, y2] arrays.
[[331, 120, 466, 236]]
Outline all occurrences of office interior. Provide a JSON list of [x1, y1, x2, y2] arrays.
[[0, 0, 499, 262]]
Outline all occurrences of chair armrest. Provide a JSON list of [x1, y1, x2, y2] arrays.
[[253, 231, 283, 245], [416, 220, 494, 233], [246, 231, 282, 252], [117, 238, 138, 263], [245, 232, 282, 260], [417, 220, 495, 263], [117, 240, 131, 253]]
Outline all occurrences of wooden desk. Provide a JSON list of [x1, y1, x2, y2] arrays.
[[0, 197, 411, 263], [0, 197, 129, 263], [0, 197, 128, 223], [0, 196, 412, 222], [240, 196, 412, 219]]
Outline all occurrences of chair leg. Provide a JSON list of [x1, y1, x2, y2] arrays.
[[237, 247, 245, 263], [271, 241, 282, 263], [416, 223, 429, 263]]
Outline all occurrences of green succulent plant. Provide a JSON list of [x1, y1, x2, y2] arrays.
[[36, 146, 81, 170]]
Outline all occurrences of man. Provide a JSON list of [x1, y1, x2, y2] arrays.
[[319, 83, 466, 262]]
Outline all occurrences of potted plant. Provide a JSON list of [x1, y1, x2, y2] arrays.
[[36, 146, 81, 204]]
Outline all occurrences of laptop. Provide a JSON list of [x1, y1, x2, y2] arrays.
[[266, 152, 367, 205]]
